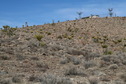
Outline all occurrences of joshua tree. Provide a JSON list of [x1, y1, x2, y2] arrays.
[[22, 25, 24, 28], [3, 25, 10, 31], [77, 12, 83, 19], [51, 20, 55, 26], [15, 26, 18, 28], [108, 8, 113, 17], [2, 25, 15, 37], [25, 22, 28, 27]]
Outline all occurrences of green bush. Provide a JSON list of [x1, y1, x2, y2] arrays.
[[40, 42, 46, 47], [67, 36, 73, 40], [57, 35, 63, 39], [104, 51, 112, 55], [34, 34, 44, 41], [92, 36, 99, 43], [117, 39, 122, 43], [46, 32, 51, 35], [63, 33, 68, 38], [102, 44, 108, 48]]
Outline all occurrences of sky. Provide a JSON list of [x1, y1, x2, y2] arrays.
[[0, 0, 126, 28]]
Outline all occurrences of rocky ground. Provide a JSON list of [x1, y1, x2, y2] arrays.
[[0, 17, 126, 84]]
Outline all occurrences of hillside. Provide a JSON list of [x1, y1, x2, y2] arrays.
[[0, 17, 126, 84]]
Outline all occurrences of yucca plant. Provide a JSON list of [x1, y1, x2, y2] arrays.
[[2, 25, 16, 37], [34, 34, 44, 41]]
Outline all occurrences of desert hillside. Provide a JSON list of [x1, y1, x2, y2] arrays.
[[0, 17, 126, 84]]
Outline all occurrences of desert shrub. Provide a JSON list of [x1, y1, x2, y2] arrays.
[[0, 79, 12, 84], [46, 32, 51, 35], [57, 35, 63, 39], [79, 36, 83, 39], [30, 31, 33, 33], [40, 29, 43, 31], [39, 31, 43, 34], [65, 67, 86, 76], [102, 44, 108, 48], [0, 55, 11, 60], [88, 76, 99, 84], [25, 37, 31, 40], [108, 64, 118, 70], [61, 33, 74, 40], [104, 50, 112, 55], [11, 28, 17, 31], [40, 74, 72, 84], [74, 28, 79, 32], [117, 39, 122, 43], [111, 58, 120, 65], [34, 34, 44, 41], [36, 62, 48, 68], [84, 53, 101, 61], [60, 56, 81, 65], [67, 27, 73, 32], [120, 73, 126, 82], [67, 48, 85, 55], [99, 60, 112, 68], [113, 40, 119, 44], [67, 36, 73, 40], [92, 36, 99, 43], [29, 75, 40, 82], [83, 60, 96, 69], [62, 33, 68, 38], [101, 55, 111, 62], [40, 42, 47, 47], [36, 62, 49, 72], [99, 75, 111, 82], [49, 44, 63, 51], [60, 57, 69, 64], [28, 41, 39, 48], [16, 54, 26, 61], [12, 75, 23, 83], [113, 79, 124, 84], [69, 56, 81, 65], [67, 27, 79, 32], [124, 44, 126, 47], [30, 57, 39, 61], [101, 55, 121, 65], [89, 53, 101, 58], [4, 47, 14, 55], [122, 60, 126, 65]]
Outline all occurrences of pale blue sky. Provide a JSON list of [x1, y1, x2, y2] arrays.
[[0, 0, 126, 28]]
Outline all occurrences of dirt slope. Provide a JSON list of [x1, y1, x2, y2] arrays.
[[0, 17, 126, 84]]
